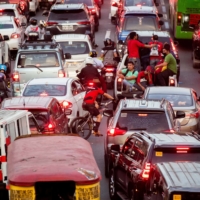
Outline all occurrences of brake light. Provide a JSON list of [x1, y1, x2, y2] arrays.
[[40, 92, 48, 96], [186, 111, 199, 119], [176, 147, 189, 153], [77, 21, 91, 25], [118, 78, 122, 82], [48, 123, 54, 129], [58, 70, 65, 78], [12, 71, 19, 82], [111, 1, 118, 7], [177, 12, 182, 25], [62, 101, 72, 108], [108, 128, 126, 136], [0, 9, 3, 12], [164, 129, 175, 133], [106, 68, 114, 72], [90, 8, 96, 14], [11, 33, 20, 39], [47, 22, 58, 26], [0, 170, 2, 181], [88, 82, 94, 86], [141, 163, 151, 179]]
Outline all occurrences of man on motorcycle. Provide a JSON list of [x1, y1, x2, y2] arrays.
[[18, 0, 29, 20], [82, 86, 115, 136], [25, 18, 45, 40], [0, 64, 10, 99]]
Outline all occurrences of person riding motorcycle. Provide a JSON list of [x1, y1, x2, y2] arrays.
[[39, 20, 47, 40], [18, 0, 29, 20], [82, 86, 115, 136], [192, 20, 200, 49], [0, 64, 10, 98], [25, 18, 45, 40]]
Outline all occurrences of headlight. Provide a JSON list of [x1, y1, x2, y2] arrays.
[[183, 15, 189, 22]]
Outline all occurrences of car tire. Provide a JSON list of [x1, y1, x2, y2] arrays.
[[109, 168, 119, 200]]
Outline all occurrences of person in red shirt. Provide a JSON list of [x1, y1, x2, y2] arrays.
[[134, 66, 154, 91], [149, 35, 163, 68], [128, 32, 155, 71], [83, 87, 114, 136]]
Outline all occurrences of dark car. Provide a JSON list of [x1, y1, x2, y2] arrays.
[[109, 131, 200, 200], [43, 3, 96, 45]]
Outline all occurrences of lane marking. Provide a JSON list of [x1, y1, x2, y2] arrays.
[[105, 30, 111, 39], [162, 6, 166, 13], [160, 0, 165, 6], [164, 22, 169, 29], [109, 13, 111, 19], [163, 14, 167, 20]]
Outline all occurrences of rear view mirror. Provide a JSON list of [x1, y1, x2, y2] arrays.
[[3, 35, 9, 41], [103, 109, 113, 117], [64, 53, 71, 59], [158, 13, 163, 18], [176, 111, 185, 119], [42, 10, 49, 16], [159, 21, 164, 26], [110, 144, 120, 153]]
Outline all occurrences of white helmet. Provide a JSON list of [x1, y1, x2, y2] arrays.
[[85, 57, 94, 65], [40, 20, 47, 27]]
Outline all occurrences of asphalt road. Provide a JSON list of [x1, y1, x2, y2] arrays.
[[11, 0, 200, 199]]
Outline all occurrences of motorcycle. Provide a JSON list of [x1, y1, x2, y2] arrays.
[[0, 78, 10, 103], [18, 0, 30, 22]]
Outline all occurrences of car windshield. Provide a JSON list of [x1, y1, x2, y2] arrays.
[[0, 9, 15, 17], [49, 9, 88, 20], [117, 110, 169, 132], [147, 94, 193, 107], [0, 23, 13, 29], [29, 110, 49, 127], [23, 85, 66, 96], [125, 0, 153, 6], [123, 15, 157, 31], [64, 0, 93, 6], [17, 53, 59, 68], [58, 41, 90, 55], [170, 192, 200, 200]]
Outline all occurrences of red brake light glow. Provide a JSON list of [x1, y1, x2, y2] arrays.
[[12, 72, 19, 82], [47, 22, 58, 26], [176, 147, 189, 153], [48, 124, 53, 129], [164, 129, 175, 133], [106, 68, 114, 72], [77, 21, 91, 25], [138, 114, 147, 117], [141, 163, 151, 179], [11, 33, 20, 39], [62, 101, 72, 108], [89, 82, 94, 86], [118, 78, 122, 82], [108, 128, 126, 136], [186, 111, 199, 119]]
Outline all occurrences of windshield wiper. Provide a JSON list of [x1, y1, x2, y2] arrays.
[[24, 65, 43, 72]]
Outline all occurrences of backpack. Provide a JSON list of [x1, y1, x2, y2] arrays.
[[150, 42, 159, 56], [123, 69, 135, 77]]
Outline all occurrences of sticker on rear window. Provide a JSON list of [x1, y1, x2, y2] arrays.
[[20, 55, 26, 58], [121, 113, 127, 117], [178, 101, 186, 105], [173, 195, 181, 200], [155, 151, 163, 157]]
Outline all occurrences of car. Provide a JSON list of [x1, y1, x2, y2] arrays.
[[56, 0, 101, 31], [103, 98, 185, 177], [109, 131, 200, 200], [53, 34, 92, 77], [22, 78, 88, 124], [1, 96, 69, 133], [12, 39, 66, 96], [144, 87, 200, 134], [0, 16, 25, 52], [0, 4, 27, 25], [115, 6, 163, 43], [149, 161, 200, 200], [43, 4, 96, 46]]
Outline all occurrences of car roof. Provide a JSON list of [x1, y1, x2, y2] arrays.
[[52, 3, 85, 10], [27, 78, 71, 85], [7, 135, 101, 185], [146, 87, 192, 95], [157, 162, 200, 191], [0, 4, 16, 9], [53, 34, 89, 41], [2, 96, 56, 109], [124, 6, 156, 14], [129, 31, 170, 37]]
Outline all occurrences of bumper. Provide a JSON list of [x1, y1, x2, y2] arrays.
[[6, 39, 20, 50]]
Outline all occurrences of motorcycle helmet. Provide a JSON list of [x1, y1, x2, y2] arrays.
[[104, 38, 112, 46], [89, 50, 97, 58], [30, 18, 37, 26], [0, 64, 7, 72], [40, 20, 47, 27], [85, 57, 94, 65]]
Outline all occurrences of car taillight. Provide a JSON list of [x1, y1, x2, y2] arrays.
[[164, 129, 175, 133], [107, 128, 126, 136], [11, 33, 20, 39], [77, 21, 91, 25], [111, 1, 118, 7], [169, 78, 175, 86], [62, 101, 72, 108], [186, 111, 199, 119], [91, 8, 96, 14], [47, 22, 58, 26], [0, 170, 2, 181], [40, 92, 48, 96], [48, 123, 54, 129], [88, 82, 94, 86], [176, 147, 189, 153], [12, 71, 19, 82], [141, 163, 151, 179], [58, 70, 65, 78], [177, 12, 182, 25], [105, 68, 114, 72], [118, 78, 122, 82]]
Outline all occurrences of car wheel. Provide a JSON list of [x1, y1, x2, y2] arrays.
[[109, 168, 119, 200]]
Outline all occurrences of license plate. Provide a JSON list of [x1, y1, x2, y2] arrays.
[[105, 73, 113, 76], [62, 25, 73, 31]]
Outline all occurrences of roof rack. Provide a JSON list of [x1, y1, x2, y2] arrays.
[[134, 131, 155, 142]]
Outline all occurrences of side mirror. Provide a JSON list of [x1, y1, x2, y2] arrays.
[[3, 35, 9, 41], [159, 21, 164, 26], [42, 10, 49, 16], [110, 144, 120, 153], [118, 40, 124, 45], [175, 111, 185, 119], [64, 53, 71, 59], [158, 13, 163, 18], [21, 23, 26, 27], [103, 109, 113, 117]]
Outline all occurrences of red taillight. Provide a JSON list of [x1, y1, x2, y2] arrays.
[[176, 147, 189, 153], [77, 21, 91, 25], [118, 78, 122, 82], [0, 170, 2, 181], [62, 101, 72, 108], [186, 111, 199, 119], [88, 82, 94, 86], [47, 22, 58, 26], [164, 129, 175, 133], [141, 163, 151, 179], [58, 70, 65, 78], [108, 128, 126, 136], [0, 9, 3, 12], [11, 33, 20, 39], [177, 12, 182, 25], [106, 68, 114, 72], [90, 8, 96, 14], [12, 71, 19, 82], [48, 123, 54, 129]]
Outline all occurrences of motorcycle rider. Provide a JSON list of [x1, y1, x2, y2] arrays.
[[192, 20, 200, 49], [0, 64, 10, 98], [39, 20, 47, 40], [25, 18, 45, 40], [18, 0, 30, 20], [82, 86, 115, 136]]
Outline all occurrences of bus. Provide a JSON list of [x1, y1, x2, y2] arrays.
[[169, 0, 200, 39]]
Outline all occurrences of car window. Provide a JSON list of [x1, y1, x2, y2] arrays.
[[17, 53, 59, 68], [0, 9, 15, 17], [58, 41, 90, 55], [64, 0, 93, 6], [49, 9, 88, 20], [122, 138, 134, 156], [0, 22, 14, 29], [29, 115, 39, 134], [123, 15, 157, 31], [51, 102, 62, 118], [125, 0, 153, 6], [117, 110, 169, 132], [30, 110, 49, 127], [23, 84, 67, 96], [147, 94, 193, 107]]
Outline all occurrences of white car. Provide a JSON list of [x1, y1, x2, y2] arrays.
[[0, 4, 27, 25], [0, 16, 25, 51], [21, 78, 88, 124], [53, 34, 93, 77]]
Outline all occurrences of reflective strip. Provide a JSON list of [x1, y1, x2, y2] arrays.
[[0, 156, 6, 162]]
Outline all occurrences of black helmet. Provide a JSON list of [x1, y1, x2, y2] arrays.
[[104, 38, 113, 46], [30, 18, 37, 26], [89, 50, 97, 58]]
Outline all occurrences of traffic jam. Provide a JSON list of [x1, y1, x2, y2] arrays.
[[0, 0, 200, 199]]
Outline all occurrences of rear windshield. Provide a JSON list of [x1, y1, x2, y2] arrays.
[[147, 94, 193, 107], [125, 0, 153, 6], [170, 192, 200, 200], [64, 0, 93, 6], [58, 41, 90, 55], [117, 110, 169, 132], [49, 9, 88, 21], [0, 23, 13, 29], [0, 9, 15, 16], [23, 85, 66, 96], [29, 110, 49, 127], [123, 15, 157, 31], [17, 53, 59, 68]]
